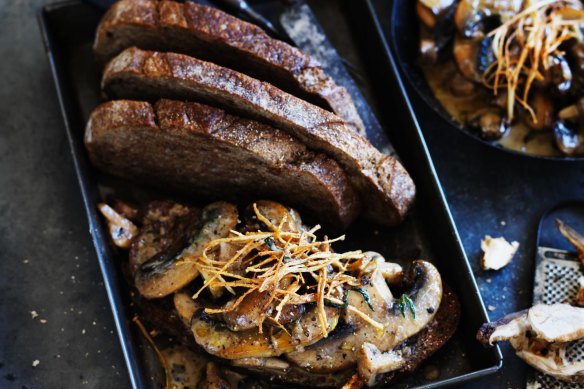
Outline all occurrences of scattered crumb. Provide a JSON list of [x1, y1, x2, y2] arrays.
[[500, 221, 506, 226], [373, 230, 379, 236], [39, 319, 47, 324], [30, 311, 38, 319], [23, 259, 29, 264], [488, 305, 496, 311], [480, 236, 519, 271], [32, 360, 40, 367], [486, 278, 492, 283], [82, 329, 86, 335], [92, 321, 96, 326]]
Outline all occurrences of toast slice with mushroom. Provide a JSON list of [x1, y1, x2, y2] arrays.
[[101, 48, 416, 226], [85, 99, 360, 230], [93, 0, 365, 135]]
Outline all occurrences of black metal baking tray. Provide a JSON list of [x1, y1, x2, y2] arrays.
[[38, 0, 502, 387]]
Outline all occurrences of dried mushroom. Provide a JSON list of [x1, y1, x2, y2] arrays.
[[477, 304, 584, 383]]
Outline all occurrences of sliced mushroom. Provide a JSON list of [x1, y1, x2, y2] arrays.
[[416, 0, 456, 29], [525, 93, 555, 131], [221, 290, 306, 332], [161, 346, 208, 389], [173, 291, 201, 325], [286, 259, 442, 375], [98, 203, 138, 249], [231, 357, 290, 371], [453, 36, 482, 82], [527, 304, 584, 342], [192, 307, 339, 360], [129, 201, 199, 275], [554, 120, 584, 156], [244, 200, 303, 233], [357, 343, 405, 386], [477, 304, 584, 383], [454, 0, 522, 38], [135, 202, 238, 299], [467, 107, 509, 140], [548, 55, 573, 93]]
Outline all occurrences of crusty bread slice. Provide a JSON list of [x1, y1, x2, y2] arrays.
[[85, 99, 360, 229], [93, 0, 365, 135], [101, 48, 415, 226]]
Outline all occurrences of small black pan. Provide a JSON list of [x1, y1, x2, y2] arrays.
[[388, 0, 584, 161]]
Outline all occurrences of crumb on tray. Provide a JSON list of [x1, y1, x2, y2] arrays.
[[480, 236, 519, 271]]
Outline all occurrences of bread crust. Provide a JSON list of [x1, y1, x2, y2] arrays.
[[102, 48, 416, 226], [85, 99, 360, 229], [93, 0, 365, 134]]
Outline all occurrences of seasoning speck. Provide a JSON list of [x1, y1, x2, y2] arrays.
[[32, 360, 40, 367]]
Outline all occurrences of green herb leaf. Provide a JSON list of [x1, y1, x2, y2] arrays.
[[399, 294, 416, 320], [350, 287, 374, 311]]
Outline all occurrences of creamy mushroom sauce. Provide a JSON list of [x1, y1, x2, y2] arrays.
[[421, 60, 560, 156]]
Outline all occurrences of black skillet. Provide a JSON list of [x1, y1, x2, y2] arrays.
[[389, 0, 584, 161]]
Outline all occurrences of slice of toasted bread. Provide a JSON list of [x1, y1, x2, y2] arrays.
[[93, 0, 365, 135], [101, 48, 416, 226], [85, 99, 360, 229]]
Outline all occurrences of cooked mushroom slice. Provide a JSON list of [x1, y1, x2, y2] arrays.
[[173, 291, 201, 325], [286, 260, 442, 374], [135, 202, 238, 299], [221, 290, 306, 332], [525, 93, 555, 131], [527, 304, 584, 342], [161, 346, 208, 389], [98, 203, 138, 249], [420, 28, 441, 64], [129, 201, 199, 275], [554, 120, 584, 156], [467, 107, 509, 140], [477, 304, 584, 383], [454, 0, 522, 38], [453, 36, 482, 82], [556, 219, 584, 265], [416, 0, 456, 29], [192, 307, 339, 359], [548, 55, 573, 93], [357, 343, 405, 386], [245, 200, 303, 233]]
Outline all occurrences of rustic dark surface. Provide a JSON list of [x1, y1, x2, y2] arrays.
[[0, 0, 582, 389]]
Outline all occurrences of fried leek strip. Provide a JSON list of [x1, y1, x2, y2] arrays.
[[482, 0, 584, 121], [181, 203, 383, 336]]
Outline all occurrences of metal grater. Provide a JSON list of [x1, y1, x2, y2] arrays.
[[528, 246, 584, 389]]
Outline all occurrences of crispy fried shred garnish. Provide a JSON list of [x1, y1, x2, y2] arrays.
[[181, 203, 383, 336], [482, 0, 584, 121]]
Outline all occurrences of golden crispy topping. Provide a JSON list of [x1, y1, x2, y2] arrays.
[[482, 0, 584, 121], [180, 203, 382, 336]]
